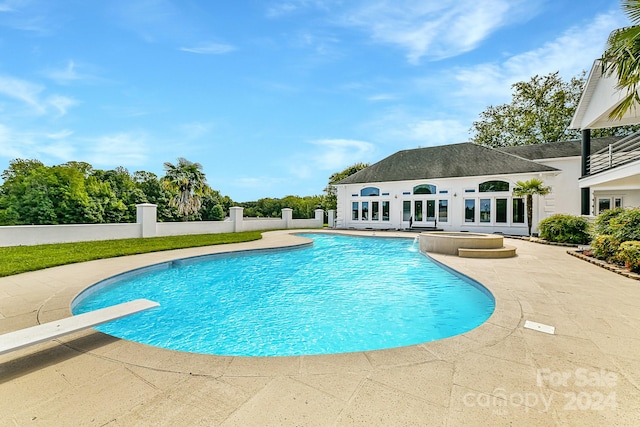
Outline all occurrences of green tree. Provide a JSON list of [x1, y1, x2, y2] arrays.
[[92, 167, 147, 222], [512, 179, 551, 236], [471, 72, 639, 147], [0, 162, 92, 225], [162, 158, 207, 221], [199, 188, 226, 221], [601, 0, 640, 119], [133, 171, 180, 222], [323, 162, 369, 210]]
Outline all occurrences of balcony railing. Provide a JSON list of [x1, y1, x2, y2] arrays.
[[587, 131, 640, 175]]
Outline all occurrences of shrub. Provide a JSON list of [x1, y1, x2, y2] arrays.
[[538, 214, 591, 244], [593, 207, 625, 236], [609, 208, 640, 243], [617, 241, 640, 273], [591, 234, 620, 263]]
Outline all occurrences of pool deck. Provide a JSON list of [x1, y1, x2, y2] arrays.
[[1, 230, 639, 426]]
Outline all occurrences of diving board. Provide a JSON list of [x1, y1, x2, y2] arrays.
[[0, 299, 159, 356]]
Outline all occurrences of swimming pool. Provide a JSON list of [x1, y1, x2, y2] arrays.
[[72, 233, 495, 357]]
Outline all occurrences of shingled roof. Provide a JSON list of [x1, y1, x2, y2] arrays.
[[338, 142, 558, 185], [498, 136, 621, 160]]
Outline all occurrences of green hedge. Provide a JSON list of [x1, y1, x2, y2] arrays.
[[538, 214, 591, 244], [591, 208, 640, 271], [618, 241, 640, 273]]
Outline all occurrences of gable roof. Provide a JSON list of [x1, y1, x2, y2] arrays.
[[569, 60, 640, 130], [338, 142, 558, 185], [497, 136, 621, 160]]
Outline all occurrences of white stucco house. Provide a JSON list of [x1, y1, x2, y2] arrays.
[[569, 60, 640, 216], [334, 137, 628, 235], [335, 59, 640, 235]]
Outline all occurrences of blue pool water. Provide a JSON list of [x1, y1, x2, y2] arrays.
[[72, 234, 495, 357]]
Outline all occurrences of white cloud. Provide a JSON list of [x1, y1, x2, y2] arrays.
[[360, 106, 471, 147], [308, 138, 376, 171], [179, 42, 236, 55], [266, 0, 340, 18], [178, 121, 212, 140], [46, 129, 74, 140], [0, 1, 19, 12], [0, 74, 77, 117], [0, 124, 76, 162], [291, 31, 340, 57], [84, 132, 149, 166], [451, 11, 626, 103], [42, 60, 102, 85], [46, 94, 78, 117], [0, 124, 22, 158], [406, 119, 470, 144], [0, 75, 45, 112], [341, 0, 534, 64], [367, 93, 397, 102]]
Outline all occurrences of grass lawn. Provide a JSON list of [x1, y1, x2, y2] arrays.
[[0, 231, 265, 277]]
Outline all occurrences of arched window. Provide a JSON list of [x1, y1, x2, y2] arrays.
[[360, 187, 380, 197], [479, 180, 509, 192], [413, 184, 436, 195]]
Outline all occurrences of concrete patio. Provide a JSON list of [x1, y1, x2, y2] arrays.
[[1, 230, 639, 426]]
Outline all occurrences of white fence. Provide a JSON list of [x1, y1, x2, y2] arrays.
[[0, 205, 328, 247]]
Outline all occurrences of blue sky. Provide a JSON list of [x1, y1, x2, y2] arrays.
[[0, 0, 629, 201]]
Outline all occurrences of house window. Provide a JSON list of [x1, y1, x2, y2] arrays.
[[382, 201, 390, 221], [598, 198, 611, 213], [426, 200, 435, 221], [352, 202, 359, 220], [465, 199, 475, 222], [372, 201, 379, 220], [464, 189, 476, 193], [597, 197, 623, 214], [415, 200, 423, 221], [403, 201, 411, 221], [513, 199, 525, 223], [439, 200, 448, 222], [496, 199, 508, 223], [479, 180, 509, 192], [362, 201, 369, 220], [413, 184, 436, 195], [615, 197, 623, 208], [360, 187, 380, 197], [480, 199, 491, 222]]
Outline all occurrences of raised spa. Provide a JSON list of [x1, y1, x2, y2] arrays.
[[419, 231, 517, 258]]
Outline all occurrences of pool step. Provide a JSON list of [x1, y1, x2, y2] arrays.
[[457, 245, 517, 258]]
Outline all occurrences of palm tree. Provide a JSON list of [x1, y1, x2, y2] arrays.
[[162, 158, 207, 221], [601, 0, 640, 119], [513, 178, 551, 237]]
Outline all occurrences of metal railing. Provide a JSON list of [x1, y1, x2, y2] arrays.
[[587, 131, 640, 175]]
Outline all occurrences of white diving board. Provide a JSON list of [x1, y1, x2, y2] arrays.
[[0, 299, 159, 356]]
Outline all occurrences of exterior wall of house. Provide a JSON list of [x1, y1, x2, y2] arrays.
[[535, 157, 580, 217], [578, 159, 640, 215], [592, 189, 640, 215], [336, 172, 556, 235]]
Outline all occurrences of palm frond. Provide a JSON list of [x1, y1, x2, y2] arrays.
[[623, 0, 640, 25]]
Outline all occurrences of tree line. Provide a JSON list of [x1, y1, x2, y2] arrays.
[[0, 158, 329, 226], [0, 158, 229, 225]]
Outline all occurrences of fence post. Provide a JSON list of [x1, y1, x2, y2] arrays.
[[136, 203, 157, 238], [282, 208, 293, 229], [328, 210, 335, 228], [230, 207, 244, 232], [314, 209, 324, 226]]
